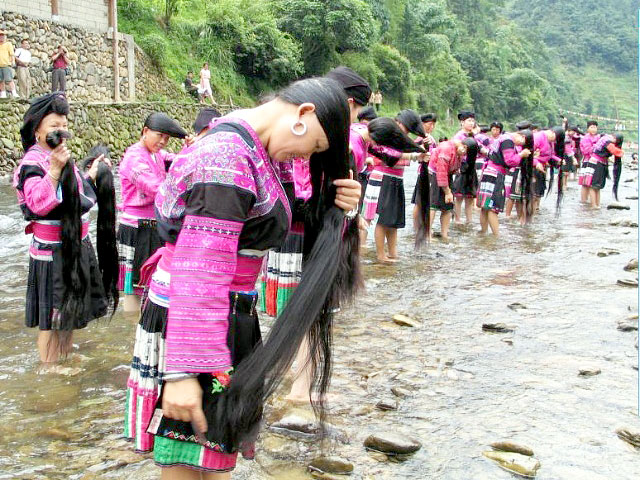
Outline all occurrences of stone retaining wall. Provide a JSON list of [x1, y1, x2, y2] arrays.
[[0, 101, 231, 176], [0, 11, 187, 102]]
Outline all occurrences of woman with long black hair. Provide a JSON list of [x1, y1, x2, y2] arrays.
[[582, 133, 624, 208], [452, 111, 477, 224], [14, 92, 116, 367], [124, 77, 363, 478], [117, 113, 187, 312]]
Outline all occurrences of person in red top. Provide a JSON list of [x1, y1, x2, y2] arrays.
[[51, 45, 69, 92], [427, 139, 467, 240]]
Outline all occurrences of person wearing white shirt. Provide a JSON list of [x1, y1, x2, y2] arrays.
[[15, 38, 31, 99]]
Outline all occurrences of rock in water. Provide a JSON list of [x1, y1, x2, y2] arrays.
[[308, 456, 354, 475], [617, 279, 639, 287], [616, 428, 640, 449], [490, 441, 534, 456], [508, 302, 527, 311], [617, 320, 638, 332], [392, 314, 420, 327], [597, 248, 620, 257], [482, 323, 515, 333], [483, 450, 541, 477], [608, 202, 631, 210], [376, 398, 398, 411], [270, 413, 319, 438], [391, 386, 412, 398], [624, 259, 638, 271], [364, 432, 422, 455], [578, 368, 601, 377]]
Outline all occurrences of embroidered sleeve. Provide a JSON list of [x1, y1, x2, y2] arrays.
[[369, 144, 404, 167], [17, 164, 61, 216], [435, 145, 453, 187], [164, 145, 257, 374], [501, 139, 521, 168], [124, 149, 165, 199]]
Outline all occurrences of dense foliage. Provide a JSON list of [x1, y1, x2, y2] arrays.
[[119, 0, 636, 135]]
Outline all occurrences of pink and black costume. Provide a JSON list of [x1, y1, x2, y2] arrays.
[[13, 144, 107, 329], [581, 134, 624, 190], [117, 142, 177, 296], [124, 118, 291, 472], [532, 130, 562, 198], [477, 134, 522, 213], [578, 133, 601, 186], [428, 140, 461, 211]]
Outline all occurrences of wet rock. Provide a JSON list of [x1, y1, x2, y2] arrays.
[[578, 368, 601, 377], [391, 386, 412, 398], [616, 428, 640, 449], [392, 314, 420, 327], [490, 441, 534, 456], [617, 320, 638, 332], [627, 195, 639, 200], [483, 450, 541, 477], [106, 449, 145, 464], [617, 278, 639, 287], [508, 302, 527, 311], [308, 456, 354, 475], [351, 405, 372, 416], [597, 248, 620, 257], [376, 398, 398, 411], [610, 218, 639, 228], [270, 412, 320, 438], [501, 338, 514, 346], [364, 432, 422, 455], [624, 259, 638, 271], [482, 323, 515, 333], [41, 427, 73, 441], [607, 202, 631, 210]]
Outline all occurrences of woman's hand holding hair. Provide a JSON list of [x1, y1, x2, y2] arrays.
[[87, 154, 104, 181], [162, 378, 208, 436], [49, 143, 70, 181], [333, 171, 361, 212], [520, 148, 531, 158]]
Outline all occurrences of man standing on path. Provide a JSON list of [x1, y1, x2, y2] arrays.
[[0, 29, 19, 98], [15, 38, 31, 99], [51, 45, 69, 92], [374, 89, 383, 111]]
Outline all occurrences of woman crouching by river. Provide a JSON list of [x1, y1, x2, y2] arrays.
[[14, 92, 117, 369], [124, 77, 362, 479]]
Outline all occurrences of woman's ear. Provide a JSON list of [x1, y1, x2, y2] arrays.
[[297, 103, 316, 119]]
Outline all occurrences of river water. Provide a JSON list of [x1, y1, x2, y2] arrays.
[[0, 162, 638, 480]]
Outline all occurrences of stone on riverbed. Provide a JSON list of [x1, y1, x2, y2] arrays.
[[376, 398, 398, 411], [308, 456, 354, 476], [364, 432, 422, 455], [624, 259, 638, 271], [482, 323, 515, 333], [608, 202, 631, 210], [616, 428, 640, 449], [617, 278, 639, 287], [597, 248, 620, 257], [392, 314, 420, 327], [508, 302, 527, 311], [270, 412, 320, 439], [578, 368, 601, 377], [490, 441, 534, 456], [391, 386, 412, 398], [610, 218, 638, 227], [483, 450, 541, 477], [617, 319, 638, 332]]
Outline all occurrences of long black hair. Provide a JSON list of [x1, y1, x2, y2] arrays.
[[549, 126, 565, 212], [519, 129, 535, 222], [367, 117, 424, 167], [612, 133, 624, 201], [396, 109, 426, 137], [459, 137, 479, 194], [46, 130, 88, 330], [206, 77, 356, 450], [82, 146, 119, 315]]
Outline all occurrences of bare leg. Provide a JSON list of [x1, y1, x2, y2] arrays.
[[440, 211, 452, 239], [580, 186, 589, 203], [428, 209, 436, 238], [594, 189, 601, 208], [505, 198, 514, 217], [285, 336, 312, 403], [203, 472, 232, 480], [479, 210, 488, 234], [123, 294, 141, 313], [37, 330, 61, 363], [386, 228, 398, 259], [487, 211, 500, 236], [453, 197, 463, 224], [358, 217, 369, 251], [374, 224, 389, 262], [464, 197, 474, 223], [412, 204, 420, 233], [516, 201, 525, 225]]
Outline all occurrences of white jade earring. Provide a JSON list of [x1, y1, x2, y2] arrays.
[[291, 120, 307, 136]]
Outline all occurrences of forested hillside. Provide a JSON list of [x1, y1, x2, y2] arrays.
[[119, 0, 637, 137]]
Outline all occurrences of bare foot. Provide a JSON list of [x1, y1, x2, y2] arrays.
[[376, 256, 397, 264], [37, 363, 83, 376]]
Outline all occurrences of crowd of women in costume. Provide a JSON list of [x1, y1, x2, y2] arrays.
[[13, 65, 626, 479]]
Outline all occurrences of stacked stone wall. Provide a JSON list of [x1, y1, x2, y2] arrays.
[[2, 0, 110, 32], [0, 11, 187, 102], [0, 101, 231, 176]]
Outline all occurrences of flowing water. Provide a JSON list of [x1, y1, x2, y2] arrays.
[[0, 162, 638, 480]]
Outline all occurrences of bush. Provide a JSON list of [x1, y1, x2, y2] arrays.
[[137, 33, 168, 68]]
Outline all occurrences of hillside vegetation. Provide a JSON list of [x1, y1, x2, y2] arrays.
[[119, 0, 637, 139]]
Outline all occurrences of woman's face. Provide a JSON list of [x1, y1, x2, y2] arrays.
[[490, 126, 501, 137], [456, 143, 467, 155], [423, 121, 435, 134], [142, 127, 170, 153], [348, 99, 362, 124], [587, 124, 598, 135], [268, 104, 330, 162], [512, 133, 526, 146], [36, 113, 68, 149], [545, 130, 556, 142], [461, 117, 475, 131]]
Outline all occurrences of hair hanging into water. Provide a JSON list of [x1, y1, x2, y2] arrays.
[[46, 130, 88, 330], [612, 133, 624, 201], [459, 137, 479, 195], [82, 145, 119, 315], [551, 126, 566, 213], [518, 129, 535, 222], [204, 77, 357, 451]]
